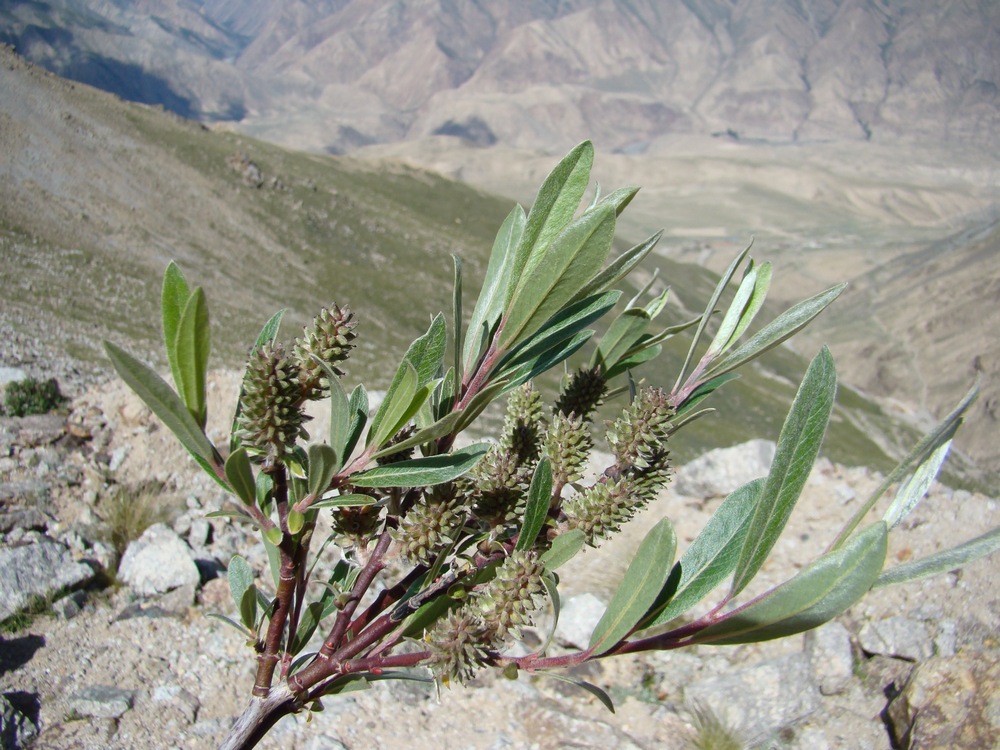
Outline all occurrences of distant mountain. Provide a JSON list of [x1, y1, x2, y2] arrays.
[[2, 0, 997, 155]]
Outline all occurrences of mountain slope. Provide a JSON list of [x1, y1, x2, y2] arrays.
[[1, 45, 934, 479]]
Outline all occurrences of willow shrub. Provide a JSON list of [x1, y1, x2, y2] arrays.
[[105, 142, 997, 750]]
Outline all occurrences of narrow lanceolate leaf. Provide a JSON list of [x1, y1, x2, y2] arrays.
[[500, 205, 617, 350], [592, 308, 650, 373], [161, 261, 190, 395], [500, 330, 593, 394], [538, 672, 615, 713], [350, 443, 490, 488], [874, 526, 1000, 590], [463, 204, 526, 375], [731, 347, 836, 597], [452, 254, 463, 378], [832, 381, 978, 550], [497, 290, 621, 376], [345, 385, 369, 461], [572, 231, 662, 304], [541, 529, 587, 572], [224, 447, 256, 506], [308, 443, 339, 499], [174, 287, 211, 428], [369, 410, 464, 462], [695, 522, 887, 645], [883, 438, 954, 530], [505, 141, 595, 310], [705, 262, 772, 359], [516, 459, 553, 552], [327, 375, 350, 470], [675, 244, 752, 390], [596, 185, 640, 215], [366, 362, 418, 449], [642, 478, 764, 629], [589, 518, 677, 656], [104, 342, 220, 475], [673, 373, 741, 420], [227, 555, 254, 628], [705, 283, 847, 380], [405, 314, 448, 387]]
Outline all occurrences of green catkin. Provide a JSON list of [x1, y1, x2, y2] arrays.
[[293, 304, 357, 398], [543, 412, 592, 488], [236, 342, 309, 463], [392, 484, 468, 566], [500, 383, 546, 462], [605, 386, 673, 469]]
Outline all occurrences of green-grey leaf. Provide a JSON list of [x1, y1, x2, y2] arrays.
[[497, 291, 620, 376], [541, 529, 586, 572], [463, 204, 526, 374], [589, 518, 676, 655], [452, 254, 463, 378], [643, 478, 764, 629], [705, 262, 771, 359], [307, 443, 339, 498], [224, 447, 256, 506], [501, 204, 616, 350], [597, 185, 640, 215], [240, 586, 258, 633], [705, 283, 846, 381], [104, 341, 221, 477], [731, 347, 836, 597], [696, 522, 887, 645], [500, 330, 593, 394], [406, 313, 448, 387], [311, 493, 378, 509], [874, 526, 1000, 589], [228, 555, 254, 623], [350, 443, 490, 488], [673, 373, 741, 420], [572, 231, 662, 303], [505, 141, 594, 311], [206, 612, 252, 638], [370, 410, 463, 462], [367, 362, 418, 449], [883, 437, 953, 530], [675, 245, 751, 390], [517, 459, 553, 552], [593, 308, 650, 373], [161, 261, 190, 397], [174, 287, 210, 428]]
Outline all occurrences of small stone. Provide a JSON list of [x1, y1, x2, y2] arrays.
[[108, 445, 129, 472], [555, 594, 606, 649], [152, 684, 200, 724], [805, 620, 855, 695], [1, 694, 38, 749], [858, 616, 934, 661], [117, 523, 200, 596], [52, 590, 87, 620], [67, 685, 136, 719]]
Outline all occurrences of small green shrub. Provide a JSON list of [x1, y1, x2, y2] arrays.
[[3, 376, 66, 417]]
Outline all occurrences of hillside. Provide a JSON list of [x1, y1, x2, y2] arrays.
[[0, 45, 943, 480]]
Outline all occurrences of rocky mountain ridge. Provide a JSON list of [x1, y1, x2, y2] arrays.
[[2, 0, 997, 155]]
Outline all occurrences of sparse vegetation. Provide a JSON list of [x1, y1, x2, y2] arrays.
[[105, 143, 998, 750], [2, 377, 65, 417], [687, 702, 746, 750], [97, 480, 176, 559]]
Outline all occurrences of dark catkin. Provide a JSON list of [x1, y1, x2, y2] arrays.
[[555, 366, 607, 421]]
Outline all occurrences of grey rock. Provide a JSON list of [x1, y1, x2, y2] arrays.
[[555, 593, 605, 649], [0, 538, 94, 620], [67, 685, 136, 719], [885, 649, 1000, 749], [52, 590, 87, 620], [152, 684, 200, 724], [858, 616, 934, 661], [805, 620, 855, 695], [0, 694, 38, 750], [685, 653, 822, 741], [118, 523, 200, 596], [675, 439, 775, 498], [0, 480, 49, 508]]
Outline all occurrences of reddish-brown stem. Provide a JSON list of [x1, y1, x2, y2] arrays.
[[319, 530, 393, 656], [346, 563, 428, 640], [253, 472, 296, 697]]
